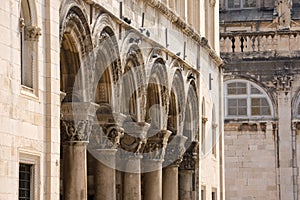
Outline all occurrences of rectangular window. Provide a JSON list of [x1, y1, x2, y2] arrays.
[[19, 163, 32, 200], [228, 0, 241, 8], [228, 98, 247, 116], [251, 98, 271, 115], [212, 191, 216, 200], [227, 0, 256, 9], [227, 82, 247, 95]]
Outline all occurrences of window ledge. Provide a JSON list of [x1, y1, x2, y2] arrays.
[[20, 85, 38, 101]]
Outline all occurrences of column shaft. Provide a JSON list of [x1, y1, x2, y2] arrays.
[[94, 150, 116, 200], [163, 166, 178, 200], [143, 160, 163, 200], [179, 170, 194, 200], [123, 158, 141, 200], [63, 142, 87, 200]]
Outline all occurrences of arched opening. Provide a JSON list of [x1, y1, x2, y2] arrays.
[[146, 60, 168, 130], [20, 0, 40, 91], [167, 70, 185, 135]]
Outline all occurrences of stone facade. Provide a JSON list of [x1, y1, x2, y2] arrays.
[[0, 0, 223, 200], [220, 0, 300, 199]]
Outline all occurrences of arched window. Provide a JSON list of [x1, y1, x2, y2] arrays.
[[224, 80, 273, 119], [20, 0, 40, 92]]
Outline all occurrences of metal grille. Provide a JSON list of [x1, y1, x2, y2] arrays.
[[19, 163, 32, 200]]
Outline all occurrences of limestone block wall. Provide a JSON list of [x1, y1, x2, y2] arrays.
[[0, 0, 61, 199], [224, 122, 277, 200]]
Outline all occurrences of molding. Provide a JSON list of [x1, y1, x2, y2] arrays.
[[144, 0, 223, 67]]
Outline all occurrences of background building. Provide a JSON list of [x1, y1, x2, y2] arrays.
[[220, 0, 300, 199], [0, 0, 223, 200]]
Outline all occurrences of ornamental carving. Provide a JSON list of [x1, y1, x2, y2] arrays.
[[180, 141, 199, 170], [272, 71, 293, 93], [105, 126, 124, 148], [143, 130, 171, 160], [25, 26, 42, 41], [61, 120, 92, 142]]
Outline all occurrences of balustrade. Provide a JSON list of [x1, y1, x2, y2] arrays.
[[220, 31, 300, 55]]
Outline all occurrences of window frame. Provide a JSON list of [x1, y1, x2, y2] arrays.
[[224, 80, 273, 120], [226, 0, 258, 10], [18, 150, 40, 200], [19, 0, 40, 98]]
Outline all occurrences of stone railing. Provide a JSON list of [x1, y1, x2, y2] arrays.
[[220, 30, 300, 55]]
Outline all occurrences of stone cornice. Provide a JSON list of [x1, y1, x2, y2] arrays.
[[145, 0, 223, 67]]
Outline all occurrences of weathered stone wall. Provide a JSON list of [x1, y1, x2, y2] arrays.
[[224, 122, 277, 200]]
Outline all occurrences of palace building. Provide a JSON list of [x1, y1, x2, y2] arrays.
[[0, 0, 224, 199], [220, 0, 300, 199]]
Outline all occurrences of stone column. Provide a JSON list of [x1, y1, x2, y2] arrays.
[[179, 141, 199, 200], [179, 170, 194, 200], [162, 135, 187, 200], [143, 130, 172, 200], [121, 122, 150, 200], [94, 149, 117, 200], [62, 141, 88, 200], [90, 112, 126, 200], [163, 165, 179, 200], [123, 156, 143, 200], [60, 102, 98, 200]]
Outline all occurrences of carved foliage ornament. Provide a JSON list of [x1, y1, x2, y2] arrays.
[[25, 26, 42, 41], [61, 120, 92, 142]]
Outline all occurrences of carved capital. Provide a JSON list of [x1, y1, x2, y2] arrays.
[[61, 102, 99, 142], [105, 125, 124, 148], [143, 130, 172, 161], [180, 141, 199, 170], [272, 71, 293, 93], [164, 135, 187, 166], [120, 122, 150, 154], [24, 26, 41, 41], [61, 119, 92, 142]]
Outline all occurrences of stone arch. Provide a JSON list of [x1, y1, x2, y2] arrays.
[[121, 44, 146, 122], [19, 0, 38, 25], [146, 58, 169, 130], [168, 69, 185, 136], [60, 5, 94, 102], [183, 81, 199, 143], [92, 17, 121, 113]]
